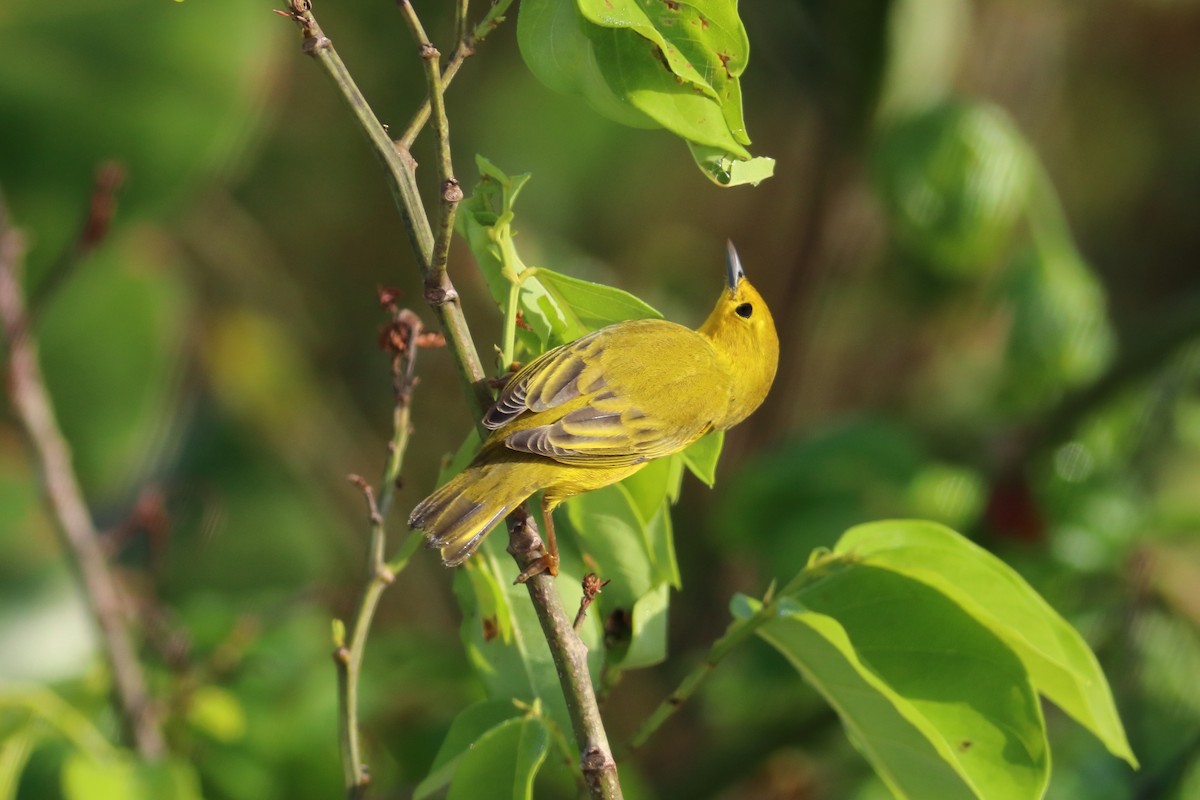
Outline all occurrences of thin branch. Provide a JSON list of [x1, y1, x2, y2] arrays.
[[0, 191, 165, 759], [625, 600, 773, 752], [395, 0, 515, 150], [281, 4, 622, 796], [506, 511, 623, 798], [335, 305, 426, 799], [626, 568, 833, 752], [453, 0, 470, 52], [394, 0, 463, 289], [29, 162, 125, 315], [281, 0, 492, 418]]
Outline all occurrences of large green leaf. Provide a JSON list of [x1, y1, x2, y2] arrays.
[[739, 564, 1050, 799], [834, 520, 1138, 767]]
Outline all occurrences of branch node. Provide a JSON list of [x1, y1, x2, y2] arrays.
[[441, 178, 464, 204], [303, 34, 332, 55], [419, 42, 441, 61], [423, 280, 459, 306]]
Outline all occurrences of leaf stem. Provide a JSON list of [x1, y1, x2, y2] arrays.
[[501, 275, 521, 371]]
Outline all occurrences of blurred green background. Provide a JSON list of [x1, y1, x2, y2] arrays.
[[2, 0, 1200, 797]]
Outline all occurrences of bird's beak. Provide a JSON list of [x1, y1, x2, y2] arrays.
[[726, 240, 745, 292]]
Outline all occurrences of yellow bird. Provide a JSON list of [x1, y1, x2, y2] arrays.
[[409, 242, 778, 580]]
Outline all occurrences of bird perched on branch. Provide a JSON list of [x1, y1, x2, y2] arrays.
[[409, 242, 778, 581]]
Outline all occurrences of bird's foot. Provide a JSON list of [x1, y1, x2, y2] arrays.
[[513, 552, 559, 584]]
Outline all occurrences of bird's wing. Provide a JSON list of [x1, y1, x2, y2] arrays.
[[483, 321, 728, 467]]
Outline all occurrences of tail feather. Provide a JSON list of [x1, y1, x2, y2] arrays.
[[408, 460, 538, 567]]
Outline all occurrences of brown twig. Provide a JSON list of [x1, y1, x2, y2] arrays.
[[0, 190, 165, 759], [29, 161, 125, 315], [574, 574, 611, 632], [335, 301, 426, 799]]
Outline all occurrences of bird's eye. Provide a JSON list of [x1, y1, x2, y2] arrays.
[[735, 302, 753, 319]]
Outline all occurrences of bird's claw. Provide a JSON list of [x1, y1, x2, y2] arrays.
[[513, 552, 560, 584]]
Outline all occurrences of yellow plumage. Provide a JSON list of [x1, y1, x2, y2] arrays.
[[409, 243, 778, 577]]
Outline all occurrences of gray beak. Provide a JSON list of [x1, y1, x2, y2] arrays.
[[726, 240, 745, 291]]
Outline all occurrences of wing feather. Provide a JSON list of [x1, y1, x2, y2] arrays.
[[482, 320, 730, 467]]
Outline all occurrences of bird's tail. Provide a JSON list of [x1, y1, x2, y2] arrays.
[[408, 459, 541, 567]]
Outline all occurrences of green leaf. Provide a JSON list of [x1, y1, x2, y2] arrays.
[[681, 430, 724, 487], [834, 520, 1138, 768], [517, 0, 656, 129], [516, 0, 771, 183], [62, 754, 204, 800], [742, 565, 1050, 799], [186, 685, 247, 743], [446, 717, 550, 800], [585, 26, 750, 157], [415, 701, 522, 799], [873, 101, 1031, 277], [531, 267, 663, 331], [564, 483, 679, 664], [689, 144, 776, 187], [0, 724, 36, 800], [1002, 244, 1114, 411], [621, 582, 671, 669]]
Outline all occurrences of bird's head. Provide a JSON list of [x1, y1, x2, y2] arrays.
[[698, 242, 780, 428]]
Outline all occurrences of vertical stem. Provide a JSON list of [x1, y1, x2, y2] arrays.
[[0, 194, 165, 760], [282, 5, 622, 797], [284, 0, 492, 418]]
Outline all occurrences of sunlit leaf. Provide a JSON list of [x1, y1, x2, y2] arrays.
[[516, 0, 771, 183], [689, 144, 776, 187], [532, 267, 662, 330], [739, 565, 1050, 799], [62, 754, 204, 800], [186, 685, 247, 743], [0, 724, 35, 800], [834, 520, 1136, 768]]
